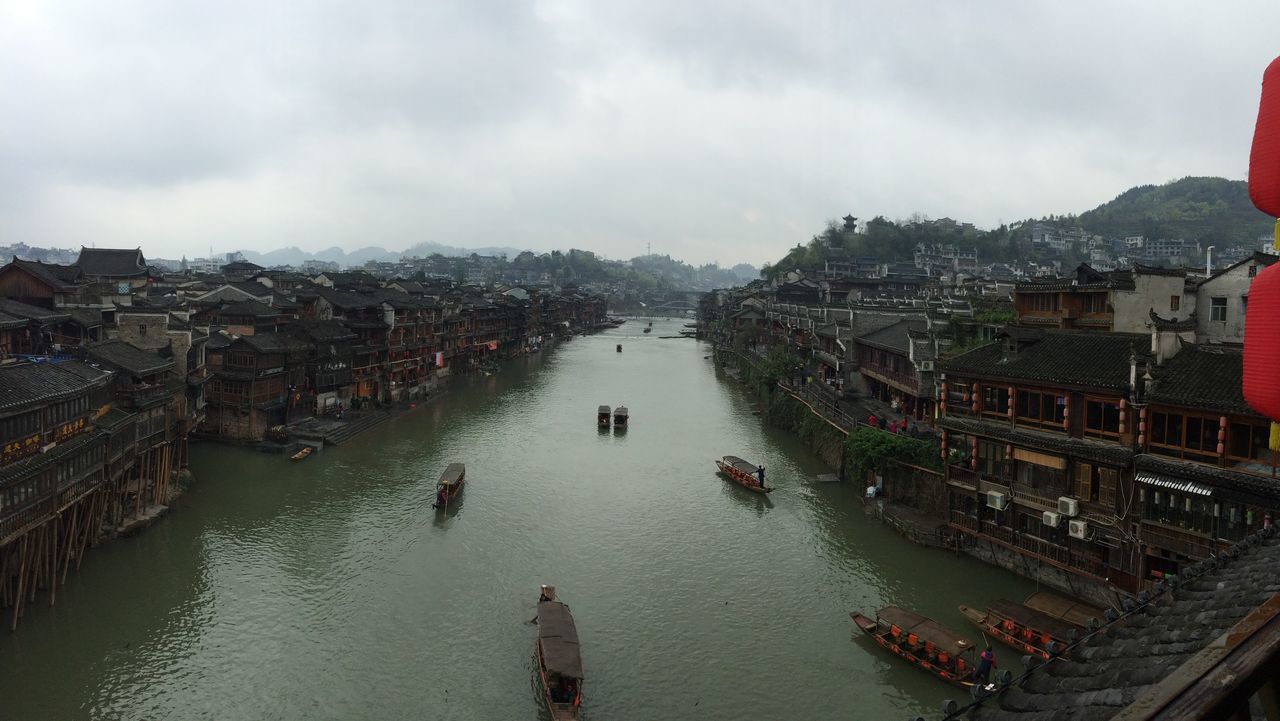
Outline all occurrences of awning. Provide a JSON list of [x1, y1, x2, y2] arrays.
[[1135, 472, 1213, 497]]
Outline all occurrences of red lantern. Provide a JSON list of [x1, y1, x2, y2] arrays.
[[1244, 263, 1280, 420], [1250, 56, 1280, 217]]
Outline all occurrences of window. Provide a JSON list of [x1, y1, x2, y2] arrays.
[[1170, 296, 1180, 312], [1082, 293, 1107, 314], [139, 324, 147, 336], [982, 387, 1010, 415], [1211, 297, 1228, 322], [1250, 265, 1258, 277], [1150, 411, 1220, 461], [1229, 422, 1271, 462], [976, 441, 1003, 477], [1028, 294, 1059, 312], [1015, 389, 1065, 428], [1084, 399, 1121, 437]]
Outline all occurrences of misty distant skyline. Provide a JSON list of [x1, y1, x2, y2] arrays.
[[3, 1, 1278, 266]]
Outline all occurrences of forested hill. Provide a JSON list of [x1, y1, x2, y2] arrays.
[[1075, 177, 1270, 245], [762, 176, 1270, 279]]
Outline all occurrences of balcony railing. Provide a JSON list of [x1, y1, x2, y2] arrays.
[[1141, 521, 1224, 561]]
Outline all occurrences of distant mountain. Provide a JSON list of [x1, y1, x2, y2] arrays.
[[237, 242, 528, 268], [1076, 176, 1271, 247]]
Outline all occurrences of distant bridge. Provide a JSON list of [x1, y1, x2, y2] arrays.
[[635, 299, 696, 318]]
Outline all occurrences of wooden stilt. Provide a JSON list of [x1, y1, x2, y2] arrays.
[[62, 504, 78, 585], [48, 517, 57, 607], [12, 534, 29, 631]]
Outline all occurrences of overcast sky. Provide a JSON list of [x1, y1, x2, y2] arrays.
[[3, 1, 1279, 266]]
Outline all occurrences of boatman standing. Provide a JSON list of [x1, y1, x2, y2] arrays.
[[977, 646, 997, 685], [756, 465, 766, 487]]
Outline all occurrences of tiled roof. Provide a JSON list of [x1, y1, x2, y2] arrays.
[[94, 407, 135, 430], [87, 339, 174, 377], [239, 332, 306, 354], [939, 416, 1135, 467], [314, 287, 379, 310], [229, 281, 271, 297], [941, 330, 1145, 390], [5, 258, 82, 290], [1134, 454, 1280, 504], [973, 526, 1280, 720], [0, 361, 112, 413], [74, 247, 148, 278], [1147, 345, 1253, 416], [0, 298, 71, 323], [0, 311, 26, 330], [0, 429, 106, 488], [295, 319, 357, 342], [857, 318, 927, 354], [216, 299, 281, 318]]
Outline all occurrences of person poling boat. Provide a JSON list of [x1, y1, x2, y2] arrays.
[[849, 606, 980, 687], [715, 456, 773, 493], [534, 585, 584, 720], [432, 463, 465, 510]]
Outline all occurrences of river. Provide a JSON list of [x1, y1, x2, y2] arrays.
[[0, 318, 1035, 720]]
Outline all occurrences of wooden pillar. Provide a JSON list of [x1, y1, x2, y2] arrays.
[[11, 534, 29, 631]]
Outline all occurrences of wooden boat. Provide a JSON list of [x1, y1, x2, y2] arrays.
[[291, 447, 313, 461], [850, 606, 979, 687], [1021, 590, 1103, 629], [616, 344, 622, 353], [433, 463, 465, 509], [643, 327, 651, 334], [535, 586, 583, 720], [597, 405, 611, 428], [959, 599, 1078, 660], [613, 406, 628, 427], [715, 455, 772, 493]]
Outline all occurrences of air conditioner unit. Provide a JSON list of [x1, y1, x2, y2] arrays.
[[986, 490, 1009, 511], [1042, 511, 1061, 528], [918, 360, 935, 372], [1068, 519, 1088, 539], [1058, 497, 1080, 517]]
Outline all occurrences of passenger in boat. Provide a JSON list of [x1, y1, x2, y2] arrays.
[[977, 646, 997, 684]]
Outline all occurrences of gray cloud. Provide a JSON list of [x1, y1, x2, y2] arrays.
[[1, 0, 1278, 265]]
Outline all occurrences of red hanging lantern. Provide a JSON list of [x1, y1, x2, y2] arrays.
[[1245, 57, 1280, 421], [1250, 56, 1280, 218], [1245, 263, 1280, 421]]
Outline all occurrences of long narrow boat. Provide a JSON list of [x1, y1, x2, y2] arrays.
[[597, 405, 611, 428], [433, 463, 465, 510], [959, 598, 1078, 660], [850, 606, 979, 687], [535, 586, 583, 720], [291, 447, 313, 462], [715, 455, 772, 493], [613, 406, 628, 427], [1021, 590, 1103, 629]]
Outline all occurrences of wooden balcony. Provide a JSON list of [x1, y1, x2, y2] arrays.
[[1141, 521, 1224, 561]]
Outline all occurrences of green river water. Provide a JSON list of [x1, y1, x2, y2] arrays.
[[0, 318, 1035, 720]]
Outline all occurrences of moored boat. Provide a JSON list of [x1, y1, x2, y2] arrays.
[[715, 455, 772, 493], [613, 406, 628, 427], [1021, 590, 1103, 629], [535, 585, 583, 720], [597, 405, 611, 428], [959, 599, 1077, 660], [291, 447, 313, 461], [850, 606, 979, 687], [616, 344, 622, 353], [433, 463, 465, 509], [643, 327, 651, 334]]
